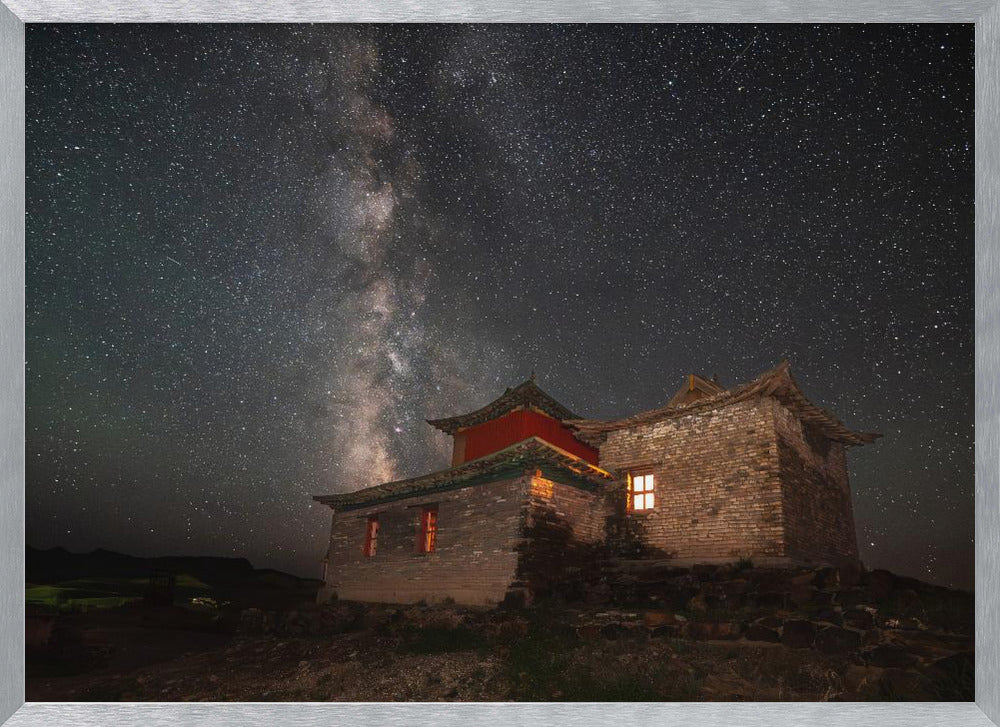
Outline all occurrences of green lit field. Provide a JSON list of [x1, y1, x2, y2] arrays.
[[25, 574, 213, 610]]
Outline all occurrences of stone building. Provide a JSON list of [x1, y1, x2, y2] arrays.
[[313, 361, 879, 606]]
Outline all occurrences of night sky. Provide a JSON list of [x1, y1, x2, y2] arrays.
[[26, 24, 974, 589]]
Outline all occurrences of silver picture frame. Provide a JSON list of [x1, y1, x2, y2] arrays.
[[1, 2, 997, 725]]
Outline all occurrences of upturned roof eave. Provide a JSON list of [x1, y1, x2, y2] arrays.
[[566, 361, 881, 447], [426, 378, 581, 434]]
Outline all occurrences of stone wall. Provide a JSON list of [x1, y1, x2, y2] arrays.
[[319, 476, 530, 606], [772, 401, 859, 565], [597, 396, 859, 567], [511, 475, 611, 602], [598, 397, 787, 564], [319, 472, 614, 606]]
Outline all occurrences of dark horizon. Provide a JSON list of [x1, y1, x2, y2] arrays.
[[26, 24, 973, 588]]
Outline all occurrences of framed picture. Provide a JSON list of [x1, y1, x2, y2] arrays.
[[1, 2, 998, 726]]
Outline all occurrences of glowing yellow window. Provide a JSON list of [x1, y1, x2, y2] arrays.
[[630, 474, 655, 511]]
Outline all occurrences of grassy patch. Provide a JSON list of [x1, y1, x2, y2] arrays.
[[26, 573, 212, 611], [396, 625, 488, 654]]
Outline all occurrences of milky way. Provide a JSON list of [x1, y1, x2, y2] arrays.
[[26, 24, 973, 588]]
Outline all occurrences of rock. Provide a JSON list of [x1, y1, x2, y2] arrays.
[[686, 621, 741, 641], [650, 625, 681, 638], [865, 644, 917, 669], [844, 609, 875, 630], [861, 629, 883, 647], [812, 608, 843, 626], [642, 610, 678, 628], [815, 626, 862, 656], [753, 592, 786, 609], [755, 615, 784, 629], [790, 571, 816, 586], [813, 567, 840, 589], [744, 624, 781, 643], [687, 593, 708, 612], [781, 620, 816, 649], [812, 591, 835, 607], [788, 584, 817, 607]]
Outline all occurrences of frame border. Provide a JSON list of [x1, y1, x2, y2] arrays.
[[2, 3, 997, 726]]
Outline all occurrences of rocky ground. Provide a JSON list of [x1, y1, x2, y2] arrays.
[[26, 564, 974, 702]]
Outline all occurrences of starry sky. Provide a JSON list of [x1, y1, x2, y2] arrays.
[[26, 24, 973, 589]]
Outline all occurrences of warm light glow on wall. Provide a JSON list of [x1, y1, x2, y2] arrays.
[[531, 476, 554, 499]]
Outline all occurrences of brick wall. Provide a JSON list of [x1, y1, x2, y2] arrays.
[[598, 398, 787, 564], [319, 476, 530, 606], [319, 473, 614, 606], [772, 400, 859, 565], [597, 395, 859, 567], [512, 476, 611, 601], [318, 394, 860, 607]]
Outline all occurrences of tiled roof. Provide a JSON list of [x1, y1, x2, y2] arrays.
[[426, 377, 581, 434], [566, 361, 881, 447], [313, 436, 613, 511]]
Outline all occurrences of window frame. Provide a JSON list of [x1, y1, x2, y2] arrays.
[[629, 472, 656, 512], [418, 506, 438, 553], [363, 514, 379, 557]]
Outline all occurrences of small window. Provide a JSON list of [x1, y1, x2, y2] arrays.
[[363, 515, 379, 557], [630, 474, 655, 511], [419, 507, 438, 553]]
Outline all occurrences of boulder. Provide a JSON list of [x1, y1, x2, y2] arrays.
[[813, 566, 840, 590], [788, 584, 817, 607], [686, 621, 741, 641], [642, 610, 678, 628], [753, 592, 786, 609], [815, 626, 862, 656], [744, 624, 781, 643], [865, 644, 917, 669], [811, 608, 843, 626], [844, 609, 875, 630], [650, 625, 682, 638], [687, 592, 708, 613], [781, 620, 817, 649], [755, 614, 784, 629]]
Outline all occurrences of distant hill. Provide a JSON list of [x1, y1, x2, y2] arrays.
[[26, 545, 322, 610]]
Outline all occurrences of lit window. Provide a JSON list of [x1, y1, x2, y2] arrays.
[[630, 474, 655, 511], [363, 515, 379, 557], [419, 507, 438, 553]]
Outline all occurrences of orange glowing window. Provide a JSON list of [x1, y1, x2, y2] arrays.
[[419, 507, 438, 553], [630, 474, 655, 511], [363, 515, 379, 557]]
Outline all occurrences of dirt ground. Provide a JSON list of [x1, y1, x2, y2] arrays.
[[26, 602, 973, 702]]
